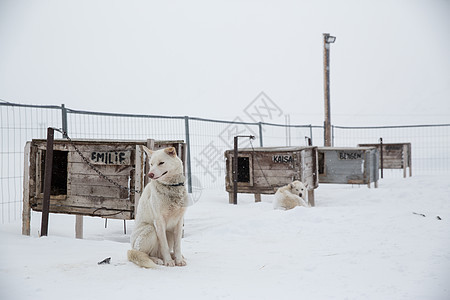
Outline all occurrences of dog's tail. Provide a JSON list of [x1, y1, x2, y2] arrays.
[[127, 249, 158, 269]]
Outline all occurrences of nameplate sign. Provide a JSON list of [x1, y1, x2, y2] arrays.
[[272, 155, 293, 164], [90, 151, 131, 165], [338, 151, 362, 160]]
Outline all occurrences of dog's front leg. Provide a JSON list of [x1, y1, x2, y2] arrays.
[[154, 218, 175, 266], [173, 219, 186, 266]]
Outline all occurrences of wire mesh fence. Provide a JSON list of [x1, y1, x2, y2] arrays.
[[1, 101, 449, 223], [332, 124, 450, 175]]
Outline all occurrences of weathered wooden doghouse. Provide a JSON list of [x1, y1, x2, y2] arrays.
[[22, 138, 186, 236], [318, 147, 379, 187], [224, 146, 319, 206], [358, 143, 411, 177]]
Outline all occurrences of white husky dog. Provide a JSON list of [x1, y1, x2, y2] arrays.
[[273, 180, 309, 210], [128, 146, 188, 268]]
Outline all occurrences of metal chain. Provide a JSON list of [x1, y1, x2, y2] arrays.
[[249, 139, 274, 189], [55, 128, 141, 194]]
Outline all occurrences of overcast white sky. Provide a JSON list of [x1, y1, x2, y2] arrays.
[[0, 0, 449, 126]]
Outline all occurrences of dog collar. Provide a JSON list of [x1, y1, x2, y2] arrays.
[[162, 182, 185, 187]]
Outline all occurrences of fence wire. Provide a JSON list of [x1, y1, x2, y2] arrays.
[[1, 101, 449, 223], [333, 124, 450, 175]]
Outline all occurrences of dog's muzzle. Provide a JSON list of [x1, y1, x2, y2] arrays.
[[148, 171, 168, 179]]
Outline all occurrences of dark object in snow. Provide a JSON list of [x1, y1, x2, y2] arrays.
[[436, 216, 442, 220], [98, 257, 111, 265], [412, 212, 426, 217]]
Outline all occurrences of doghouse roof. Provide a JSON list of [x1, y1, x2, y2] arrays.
[[231, 146, 317, 153], [318, 146, 378, 151]]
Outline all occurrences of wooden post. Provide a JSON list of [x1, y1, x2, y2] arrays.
[[308, 190, 315, 207], [75, 215, 83, 239], [22, 142, 31, 236], [233, 136, 238, 205], [254, 193, 261, 202], [40, 128, 54, 237], [403, 144, 408, 178]]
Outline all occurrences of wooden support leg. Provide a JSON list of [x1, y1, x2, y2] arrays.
[[228, 193, 234, 204], [22, 142, 31, 236], [75, 215, 83, 239], [374, 180, 378, 188], [308, 190, 315, 207], [254, 193, 261, 203], [22, 200, 31, 236]]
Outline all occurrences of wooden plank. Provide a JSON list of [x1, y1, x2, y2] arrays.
[[253, 153, 297, 169], [32, 195, 133, 211], [31, 203, 133, 219], [250, 162, 296, 171], [134, 145, 144, 218], [29, 143, 37, 199], [69, 184, 129, 199], [35, 149, 43, 197], [254, 169, 296, 178], [78, 150, 132, 166], [66, 143, 138, 153], [68, 173, 129, 187], [226, 186, 277, 194], [253, 176, 295, 188], [22, 142, 31, 236], [69, 162, 133, 176]]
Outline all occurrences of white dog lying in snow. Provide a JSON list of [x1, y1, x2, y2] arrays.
[[273, 180, 309, 210]]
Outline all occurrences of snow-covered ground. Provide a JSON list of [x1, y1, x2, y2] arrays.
[[1, 175, 449, 300]]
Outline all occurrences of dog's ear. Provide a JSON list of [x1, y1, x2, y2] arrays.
[[142, 146, 153, 157], [288, 183, 293, 189], [164, 147, 177, 157]]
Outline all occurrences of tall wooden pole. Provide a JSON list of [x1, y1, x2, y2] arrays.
[[40, 127, 54, 236], [323, 33, 333, 147]]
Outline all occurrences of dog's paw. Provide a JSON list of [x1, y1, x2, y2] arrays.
[[150, 257, 164, 265], [175, 258, 186, 266], [164, 259, 176, 267]]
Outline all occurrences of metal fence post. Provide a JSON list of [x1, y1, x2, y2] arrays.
[[258, 122, 263, 147], [379, 137, 384, 179], [61, 104, 68, 138], [184, 116, 193, 193], [332, 125, 335, 147]]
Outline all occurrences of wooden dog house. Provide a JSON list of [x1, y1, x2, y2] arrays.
[[22, 138, 186, 236], [224, 146, 319, 206], [318, 147, 379, 187], [358, 142, 411, 177]]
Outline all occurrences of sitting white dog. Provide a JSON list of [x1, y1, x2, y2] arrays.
[[273, 180, 309, 210]]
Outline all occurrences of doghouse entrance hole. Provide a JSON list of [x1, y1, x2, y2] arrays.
[[237, 157, 250, 183], [40, 150, 68, 195], [318, 152, 325, 175]]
